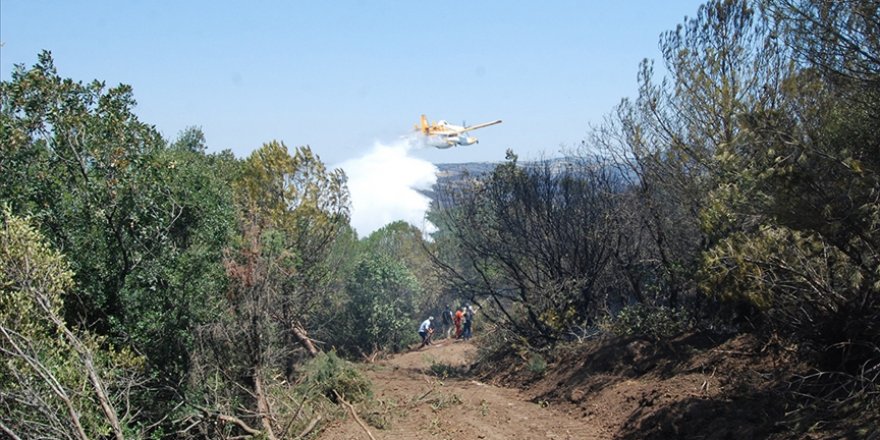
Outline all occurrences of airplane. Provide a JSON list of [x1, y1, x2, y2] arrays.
[[415, 114, 502, 149]]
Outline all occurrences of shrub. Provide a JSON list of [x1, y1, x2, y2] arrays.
[[527, 353, 547, 374], [603, 304, 691, 340], [336, 254, 420, 357], [474, 325, 522, 366], [297, 351, 373, 403]]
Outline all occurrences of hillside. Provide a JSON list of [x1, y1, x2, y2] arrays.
[[429, 158, 588, 208]]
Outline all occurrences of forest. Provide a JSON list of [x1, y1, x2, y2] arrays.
[[1, 0, 878, 438]]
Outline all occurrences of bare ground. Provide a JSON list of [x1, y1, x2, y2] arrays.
[[317, 338, 608, 440], [318, 331, 876, 440]]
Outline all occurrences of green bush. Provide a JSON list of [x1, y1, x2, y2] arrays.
[[603, 304, 690, 340], [297, 351, 373, 403], [474, 326, 521, 366], [428, 360, 468, 379], [336, 254, 420, 357], [527, 353, 547, 374]]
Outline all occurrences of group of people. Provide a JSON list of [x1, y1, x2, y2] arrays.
[[418, 303, 477, 349]]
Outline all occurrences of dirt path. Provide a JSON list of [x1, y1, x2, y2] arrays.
[[317, 339, 609, 440]]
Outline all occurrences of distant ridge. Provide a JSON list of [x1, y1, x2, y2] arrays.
[[427, 157, 590, 207]]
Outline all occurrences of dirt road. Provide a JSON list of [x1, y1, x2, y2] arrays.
[[318, 339, 608, 440]]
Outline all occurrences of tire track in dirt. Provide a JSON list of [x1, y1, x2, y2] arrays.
[[318, 339, 608, 440]]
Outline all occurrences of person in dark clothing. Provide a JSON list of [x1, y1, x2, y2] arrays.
[[463, 303, 476, 340], [441, 304, 454, 339]]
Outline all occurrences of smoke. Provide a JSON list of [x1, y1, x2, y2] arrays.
[[339, 137, 438, 238]]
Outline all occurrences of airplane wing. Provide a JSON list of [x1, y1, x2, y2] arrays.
[[452, 119, 503, 134]]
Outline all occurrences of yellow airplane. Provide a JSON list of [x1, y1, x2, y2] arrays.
[[415, 114, 502, 149]]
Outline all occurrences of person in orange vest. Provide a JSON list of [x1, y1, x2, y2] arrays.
[[453, 307, 464, 339]]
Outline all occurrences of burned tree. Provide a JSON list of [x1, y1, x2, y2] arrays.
[[432, 153, 624, 341]]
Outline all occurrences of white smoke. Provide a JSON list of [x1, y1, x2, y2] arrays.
[[339, 137, 438, 238]]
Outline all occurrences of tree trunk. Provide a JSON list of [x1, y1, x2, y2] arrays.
[[253, 371, 278, 440], [292, 323, 320, 357]]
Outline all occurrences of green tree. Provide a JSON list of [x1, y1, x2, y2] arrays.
[[1, 207, 143, 439], [591, 0, 790, 309], [361, 220, 441, 314], [703, 0, 879, 366], [692, 2, 880, 432], [0, 52, 237, 418], [187, 142, 349, 438], [233, 141, 349, 364], [171, 126, 208, 153], [338, 254, 421, 357]]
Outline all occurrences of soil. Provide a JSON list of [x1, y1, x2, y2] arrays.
[[316, 331, 868, 440], [495, 332, 798, 440], [318, 338, 606, 439]]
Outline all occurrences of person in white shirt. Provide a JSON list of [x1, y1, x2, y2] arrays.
[[418, 317, 434, 348]]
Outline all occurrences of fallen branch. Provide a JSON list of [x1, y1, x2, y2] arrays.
[[414, 388, 434, 403], [296, 415, 322, 439], [357, 348, 382, 364], [253, 373, 279, 440], [192, 404, 262, 437], [217, 414, 262, 437], [0, 421, 22, 440], [176, 415, 201, 436], [332, 390, 375, 440]]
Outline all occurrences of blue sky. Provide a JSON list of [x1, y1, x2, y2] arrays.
[[1, 1, 705, 165]]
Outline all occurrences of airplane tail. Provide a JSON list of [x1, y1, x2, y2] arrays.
[[420, 114, 429, 134]]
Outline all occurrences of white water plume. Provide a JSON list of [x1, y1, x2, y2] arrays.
[[339, 137, 438, 238]]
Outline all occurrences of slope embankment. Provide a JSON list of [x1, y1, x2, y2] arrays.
[[319, 331, 862, 440]]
